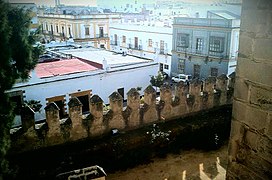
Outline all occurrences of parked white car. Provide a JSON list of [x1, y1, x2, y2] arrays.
[[171, 74, 192, 83]]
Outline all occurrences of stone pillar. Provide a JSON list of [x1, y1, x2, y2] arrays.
[[68, 97, 87, 140], [142, 85, 158, 124], [45, 102, 61, 143], [160, 83, 173, 120], [21, 104, 35, 132], [227, 0, 272, 179], [189, 79, 202, 112], [216, 74, 228, 106], [108, 91, 125, 130], [204, 76, 216, 109], [89, 95, 105, 136], [175, 82, 189, 115], [126, 88, 140, 129]]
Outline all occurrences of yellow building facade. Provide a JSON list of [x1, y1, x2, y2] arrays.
[[39, 13, 121, 49]]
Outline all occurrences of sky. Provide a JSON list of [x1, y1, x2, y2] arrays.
[[8, 0, 217, 7], [8, 0, 97, 6]]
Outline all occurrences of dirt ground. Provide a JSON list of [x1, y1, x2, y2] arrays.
[[107, 143, 228, 180]]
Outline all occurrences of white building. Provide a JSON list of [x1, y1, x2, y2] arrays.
[[38, 9, 121, 49], [8, 48, 158, 124], [109, 24, 172, 76]]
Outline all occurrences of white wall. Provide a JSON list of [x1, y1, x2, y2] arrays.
[[109, 24, 172, 75], [10, 62, 158, 121]]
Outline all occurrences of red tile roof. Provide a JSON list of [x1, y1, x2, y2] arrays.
[[35, 58, 98, 78]]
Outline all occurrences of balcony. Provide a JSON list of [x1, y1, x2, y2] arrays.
[[174, 17, 233, 28], [175, 47, 228, 59], [95, 34, 108, 38]]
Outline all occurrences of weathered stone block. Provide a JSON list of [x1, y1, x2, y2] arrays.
[[237, 58, 272, 86], [240, 9, 268, 33], [232, 100, 247, 122], [257, 0, 272, 10], [267, 114, 272, 139], [241, 0, 258, 10], [244, 130, 259, 150], [249, 85, 272, 111], [241, 149, 272, 179], [256, 136, 272, 163], [254, 38, 272, 61], [238, 32, 253, 58], [244, 106, 269, 131], [226, 162, 263, 180], [233, 77, 249, 102]]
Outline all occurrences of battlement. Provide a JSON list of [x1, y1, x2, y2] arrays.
[[10, 73, 235, 152]]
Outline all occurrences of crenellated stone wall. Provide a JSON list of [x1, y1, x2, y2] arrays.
[[10, 75, 235, 152]]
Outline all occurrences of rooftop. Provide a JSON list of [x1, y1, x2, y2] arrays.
[[60, 48, 153, 67], [208, 10, 240, 19], [35, 58, 98, 78]]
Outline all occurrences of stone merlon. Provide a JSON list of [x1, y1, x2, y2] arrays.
[[109, 91, 123, 101], [206, 76, 217, 84], [68, 97, 82, 107], [44, 102, 60, 111], [90, 95, 103, 104], [190, 79, 202, 86], [144, 85, 156, 94], [217, 74, 228, 80], [127, 88, 140, 97]]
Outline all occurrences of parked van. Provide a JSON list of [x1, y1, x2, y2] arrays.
[[171, 74, 192, 83]]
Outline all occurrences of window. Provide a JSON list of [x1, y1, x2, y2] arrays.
[[56, 25, 59, 33], [117, 88, 124, 99], [160, 63, 163, 71], [46, 23, 48, 31], [148, 39, 152, 47], [193, 64, 201, 78], [160, 40, 165, 54], [46, 95, 66, 119], [85, 27, 90, 35], [9, 91, 24, 115], [122, 36, 126, 43], [211, 67, 218, 77], [176, 33, 189, 51], [114, 34, 117, 45], [164, 64, 169, 70], [196, 38, 203, 52], [70, 90, 92, 114], [209, 36, 224, 53], [134, 37, 138, 49], [50, 25, 53, 34], [178, 59, 185, 73], [99, 27, 104, 37], [68, 27, 72, 38]]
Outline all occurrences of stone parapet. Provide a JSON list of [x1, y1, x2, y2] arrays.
[[10, 74, 235, 152]]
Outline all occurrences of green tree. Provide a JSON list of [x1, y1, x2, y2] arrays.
[[0, 1, 43, 177], [150, 71, 164, 91]]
